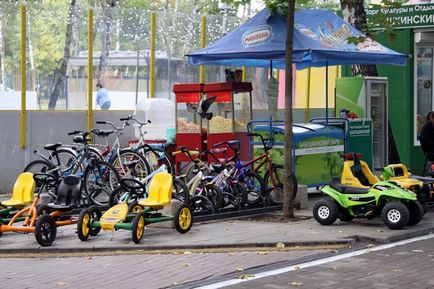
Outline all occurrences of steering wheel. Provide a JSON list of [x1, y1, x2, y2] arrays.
[[119, 178, 146, 196]]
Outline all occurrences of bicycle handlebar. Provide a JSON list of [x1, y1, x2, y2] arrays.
[[120, 115, 151, 127], [247, 133, 273, 151], [96, 119, 128, 133]]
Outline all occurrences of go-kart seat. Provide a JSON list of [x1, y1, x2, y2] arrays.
[[48, 175, 82, 211], [330, 177, 370, 194], [1, 172, 35, 208], [138, 172, 173, 209]]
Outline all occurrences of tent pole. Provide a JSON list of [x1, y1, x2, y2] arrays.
[[326, 62, 329, 125]]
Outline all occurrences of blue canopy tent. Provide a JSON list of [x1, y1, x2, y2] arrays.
[[187, 8, 406, 69], [187, 8, 406, 121]]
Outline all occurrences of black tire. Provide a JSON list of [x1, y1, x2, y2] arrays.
[[111, 149, 150, 179], [35, 215, 57, 246], [381, 201, 410, 230], [84, 160, 121, 206], [184, 162, 208, 183], [23, 159, 56, 175], [88, 206, 102, 236], [313, 197, 339, 225], [229, 182, 248, 208], [338, 210, 355, 222], [222, 191, 240, 209], [264, 164, 298, 203], [406, 200, 424, 226], [192, 195, 215, 214], [240, 170, 266, 205], [108, 186, 128, 208], [132, 213, 145, 244], [128, 201, 143, 213], [142, 148, 175, 175], [174, 204, 193, 234], [172, 177, 191, 204], [204, 184, 224, 211], [36, 204, 51, 216]]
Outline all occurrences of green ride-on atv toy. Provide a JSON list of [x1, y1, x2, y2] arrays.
[[313, 166, 425, 230]]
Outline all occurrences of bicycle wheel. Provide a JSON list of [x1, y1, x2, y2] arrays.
[[23, 159, 56, 175], [263, 164, 298, 204], [172, 177, 191, 204], [203, 184, 224, 211], [239, 170, 266, 205], [84, 160, 121, 207], [142, 148, 174, 175], [230, 182, 248, 207], [111, 149, 150, 179], [50, 148, 81, 175]]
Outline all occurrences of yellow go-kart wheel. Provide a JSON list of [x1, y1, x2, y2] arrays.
[[77, 206, 101, 241], [132, 213, 145, 244], [174, 204, 193, 234]]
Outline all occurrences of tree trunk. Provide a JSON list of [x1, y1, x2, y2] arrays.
[[96, 0, 116, 84], [48, 0, 77, 109], [283, 0, 295, 220], [340, 0, 401, 164]]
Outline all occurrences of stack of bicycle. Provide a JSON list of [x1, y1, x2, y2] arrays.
[[0, 115, 295, 246]]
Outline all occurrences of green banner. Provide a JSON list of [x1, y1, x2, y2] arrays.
[[366, 4, 434, 29]]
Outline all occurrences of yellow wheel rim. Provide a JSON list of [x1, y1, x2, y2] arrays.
[[136, 216, 145, 239], [179, 207, 192, 230], [131, 205, 143, 213], [82, 213, 90, 236]]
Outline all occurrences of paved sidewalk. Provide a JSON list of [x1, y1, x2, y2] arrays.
[[1, 206, 433, 254]]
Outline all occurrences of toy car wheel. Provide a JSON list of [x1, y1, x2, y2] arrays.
[[36, 204, 51, 216], [128, 201, 143, 213], [406, 200, 424, 226], [77, 208, 92, 241], [35, 215, 57, 247], [132, 213, 145, 244], [382, 201, 410, 230], [313, 197, 339, 225], [88, 206, 102, 236], [338, 209, 354, 222], [174, 204, 193, 234]]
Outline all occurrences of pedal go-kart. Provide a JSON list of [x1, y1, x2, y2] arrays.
[[340, 153, 432, 210], [313, 166, 425, 230], [77, 172, 193, 244], [0, 172, 86, 246], [0, 172, 35, 223]]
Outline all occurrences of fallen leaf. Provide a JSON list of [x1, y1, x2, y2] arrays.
[[56, 282, 69, 286], [228, 252, 237, 256], [367, 272, 374, 276], [294, 266, 301, 270], [330, 250, 338, 253], [236, 274, 255, 279], [331, 267, 337, 270], [412, 249, 424, 253], [394, 269, 402, 272], [183, 251, 192, 255], [235, 268, 244, 272], [181, 263, 191, 267], [256, 251, 269, 255], [338, 230, 343, 233], [289, 281, 304, 287], [86, 256, 92, 260], [377, 229, 384, 233], [367, 244, 375, 248], [276, 242, 285, 248]]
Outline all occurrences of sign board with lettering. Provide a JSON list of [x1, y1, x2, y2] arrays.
[[366, 4, 434, 29], [347, 119, 373, 168]]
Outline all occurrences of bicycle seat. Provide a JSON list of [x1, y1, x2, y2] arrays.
[[73, 135, 90, 144], [95, 129, 114, 137], [210, 164, 225, 173], [44, 143, 63, 151], [48, 175, 82, 211]]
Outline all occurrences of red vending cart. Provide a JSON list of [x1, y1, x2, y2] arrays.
[[203, 82, 253, 161], [173, 83, 206, 166]]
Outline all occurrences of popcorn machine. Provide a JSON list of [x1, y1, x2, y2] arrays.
[[173, 83, 206, 163], [203, 82, 253, 161]]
